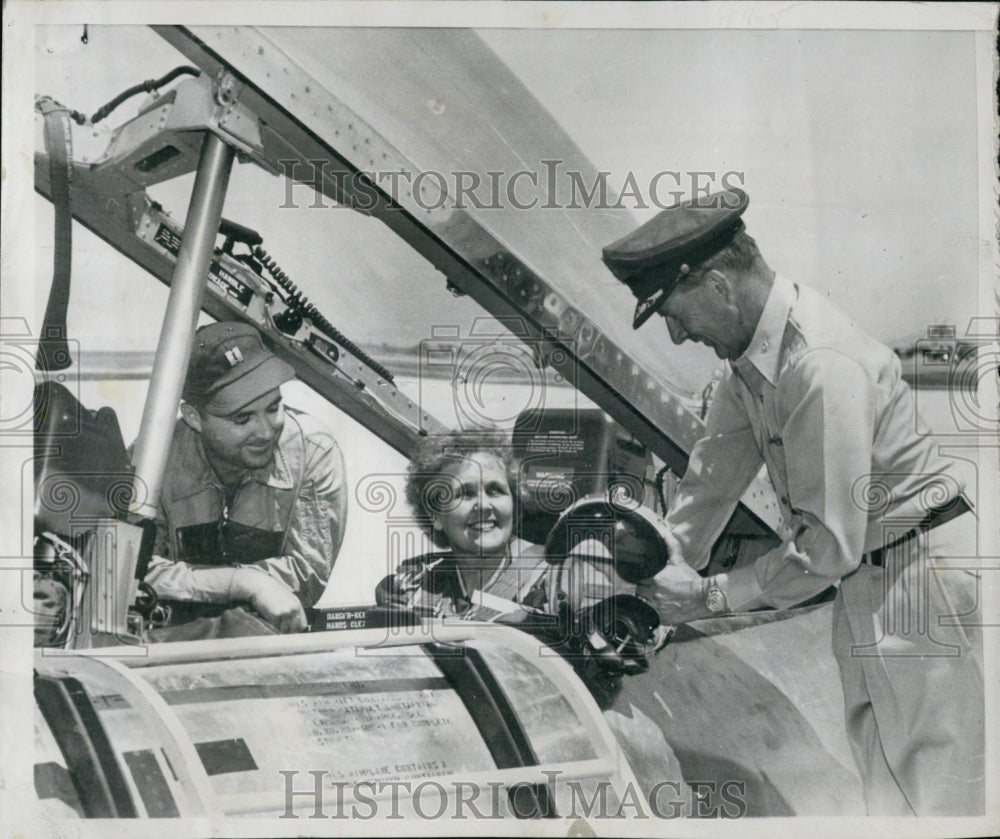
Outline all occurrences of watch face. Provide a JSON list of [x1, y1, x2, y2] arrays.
[[706, 585, 727, 613]]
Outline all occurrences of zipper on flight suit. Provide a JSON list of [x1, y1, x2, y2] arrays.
[[219, 497, 229, 561]]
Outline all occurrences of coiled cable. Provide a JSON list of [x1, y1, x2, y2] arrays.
[[253, 245, 396, 383]]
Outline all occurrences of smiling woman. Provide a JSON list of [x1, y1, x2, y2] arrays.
[[431, 452, 516, 558], [375, 429, 546, 618]]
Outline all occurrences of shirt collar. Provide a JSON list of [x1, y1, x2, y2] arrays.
[[736, 274, 796, 386]]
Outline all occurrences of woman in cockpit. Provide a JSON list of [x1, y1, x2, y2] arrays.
[[375, 428, 546, 619], [375, 426, 667, 688]]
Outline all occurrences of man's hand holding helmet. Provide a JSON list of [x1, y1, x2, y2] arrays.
[[636, 528, 727, 625]]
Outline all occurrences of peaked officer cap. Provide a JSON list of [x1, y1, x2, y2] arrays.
[[602, 187, 749, 328]]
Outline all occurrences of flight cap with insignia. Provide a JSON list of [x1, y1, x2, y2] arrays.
[[183, 322, 295, 416], [602, 187, 749, 328]]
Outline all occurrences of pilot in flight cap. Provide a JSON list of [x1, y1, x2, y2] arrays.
[[183, 322, 295, 416], [602, 187, 749, 329]]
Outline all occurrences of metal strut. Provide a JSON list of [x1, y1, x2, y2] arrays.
[[129, 133, 236, 518]]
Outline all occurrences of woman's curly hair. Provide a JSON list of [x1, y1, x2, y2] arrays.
[[405, 428, 519, 549]]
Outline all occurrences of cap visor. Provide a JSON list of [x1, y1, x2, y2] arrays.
[[203, 356, 296, 415], [633, 287, 669, 329]]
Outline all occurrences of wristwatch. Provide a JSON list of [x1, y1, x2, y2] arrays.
[[704, 576, 729, 614]]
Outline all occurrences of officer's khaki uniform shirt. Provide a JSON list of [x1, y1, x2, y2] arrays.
[[666, 275, 966, 609]]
